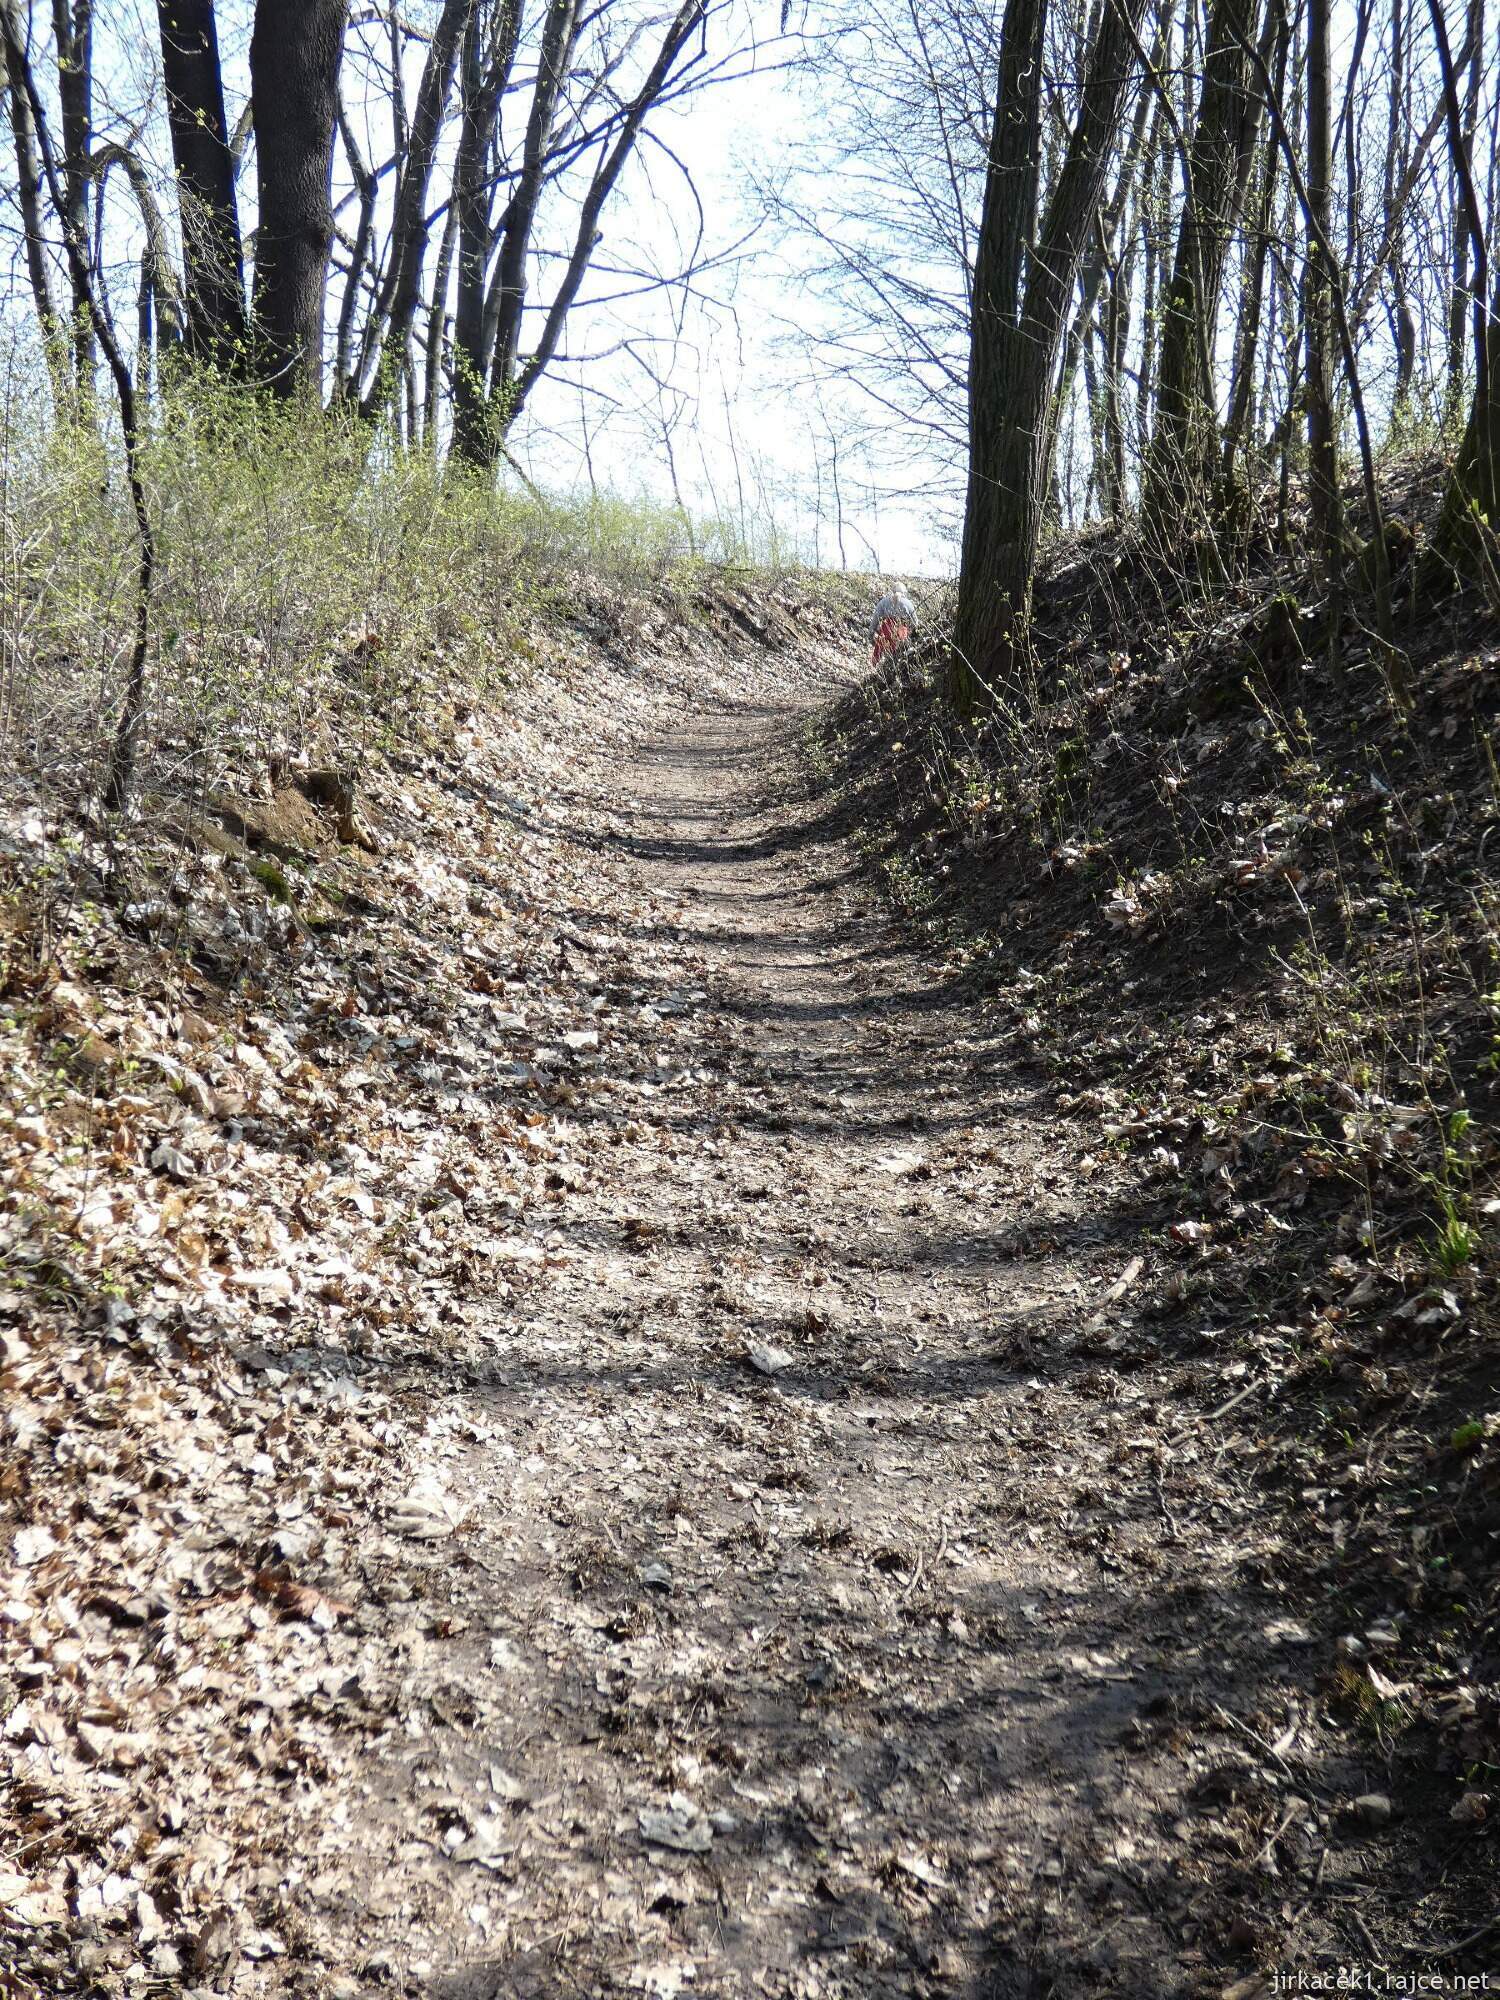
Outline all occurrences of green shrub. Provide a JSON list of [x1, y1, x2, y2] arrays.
[[0, 367, 796, 812]]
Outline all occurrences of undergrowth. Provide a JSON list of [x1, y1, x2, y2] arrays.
[[0, 367, 807, 828]]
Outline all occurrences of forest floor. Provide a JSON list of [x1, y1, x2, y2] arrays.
[[2, 594, 1495, 1998]]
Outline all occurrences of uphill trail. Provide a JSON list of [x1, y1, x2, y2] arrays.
[[337, 664, 1362, 2000]]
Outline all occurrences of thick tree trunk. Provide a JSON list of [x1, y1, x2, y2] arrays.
[[951, 0, 1149, 705], [948, 0, 1046, 706], [1433, 279, 1500, 567], [1142, 0, 1258, 539], [156, 0, 245, 367], [249, 0, 346, 397]]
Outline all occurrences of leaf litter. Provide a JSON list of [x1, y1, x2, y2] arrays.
[[2, 567, 1495, 1995]]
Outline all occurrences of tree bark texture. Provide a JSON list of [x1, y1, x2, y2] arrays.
[[1142, 0, 1259, 538], [951, 0, 1149, 705], [249, 0, 346, 396], [156, 0, 246, 367]]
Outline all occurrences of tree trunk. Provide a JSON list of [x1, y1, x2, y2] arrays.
[[1433, 275, 1500, 568], [1222, 4, 1287, 501], [1305, 0, 1343, 635], [486, 0, 580, 403], [1142, 0, 1258, 541], [951, 0, 1149, 705], [1102, 256, 1130, 517], [249, 0, 346, 397], [949, 0, 1047, 706], [355, 0, 470, 418], [454, 0, 706, 468], [1050, 34, 1159, 518], [1384, 0, 1415, 422], [1444, 0, 1485, 423], [51, 0, 93, 391], [156, 0, 246, 367], [332, 94, 377, 390], [452, 0, 522, 465], [423, 192, 460, 443], [0, 21, 69, 406], [1430, 0, 1498, 571], [0, 0, 154, 810]]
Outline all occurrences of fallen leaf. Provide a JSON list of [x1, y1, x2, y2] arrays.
[[639, 1795, 712, 1854], [252, 1570, 353, 1626]]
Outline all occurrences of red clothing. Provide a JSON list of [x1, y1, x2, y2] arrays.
[[871, 616, 911, 665]]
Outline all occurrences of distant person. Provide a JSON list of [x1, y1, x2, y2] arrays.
[[869, 586, 916, 666]]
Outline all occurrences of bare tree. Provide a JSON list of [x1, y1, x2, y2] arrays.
[[451, 0, 712, 468], [1304, 0, 1344, 637], [0, 5, 69, 404], [950, 0, 1149, 703], [0, 0, 153, 808], [1430, 0, 1498, 569], [156, 0, 246, 367], [345, 0, 470, 417], [51, 0, 93, 388], [1140, 0, 1260, 538]]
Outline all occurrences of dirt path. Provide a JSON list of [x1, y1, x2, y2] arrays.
[[330, 677, 1358, 2000], [7, 615, 1443, 2000]]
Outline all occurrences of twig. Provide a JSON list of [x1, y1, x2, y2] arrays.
[[1151, 1474, 1181, 1544], [1293, 1841, 1330, 1924], [901, 1519, 949, 1601], [1253, 1800, 1302, 1870], [1211, 1702, 1336, 1800], [1166, 1375, 1267, 1446], [1420, 1907, 1500, 1955], [1348, 1907, 1384, 1965]]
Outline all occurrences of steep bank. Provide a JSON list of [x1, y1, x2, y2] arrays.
[[813, 480, 1500, 1978]]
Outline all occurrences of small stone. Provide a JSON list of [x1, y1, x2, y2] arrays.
[[1348, 1793, 1393, 1828]]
